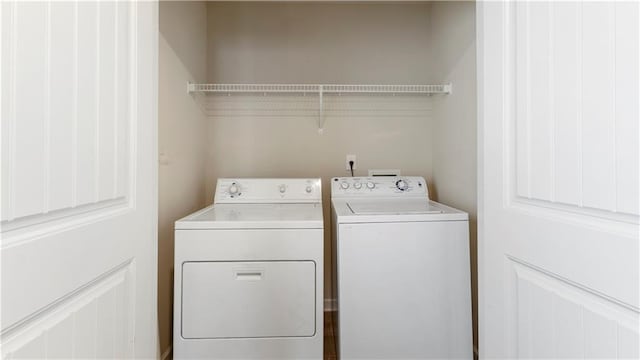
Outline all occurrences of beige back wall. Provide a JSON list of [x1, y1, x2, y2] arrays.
[[205, 2, 437, 300], [160, 1, 208, 82], [207, 2, 433, 84], [158, 1, 208, 356], [429, 1, 478, 355]]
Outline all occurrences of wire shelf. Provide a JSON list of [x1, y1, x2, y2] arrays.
[[187, 82, 452, 95], [188, 83, 320, 93], [187, 82, 451, 133], [323, 84, 450, 94]]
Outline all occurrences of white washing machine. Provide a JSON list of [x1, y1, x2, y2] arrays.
[[331, 176, 472, 359], [174, 178, 323, 359]]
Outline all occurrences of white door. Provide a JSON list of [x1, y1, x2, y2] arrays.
[[1, 1, 158, 358], [478, 1, 639, 359]]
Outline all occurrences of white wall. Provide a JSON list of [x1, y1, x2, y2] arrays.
[[158, 1, 208, 355], [429, 1, 478, 355], [205, 2, 436, 300]]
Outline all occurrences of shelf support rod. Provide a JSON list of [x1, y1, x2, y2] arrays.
[[318, 85, 324, 134]]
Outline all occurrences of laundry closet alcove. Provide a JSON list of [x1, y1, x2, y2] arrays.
[[158, 1, 478, 358]]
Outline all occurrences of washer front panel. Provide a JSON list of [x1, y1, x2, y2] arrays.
[[335, 219, 472, 359]]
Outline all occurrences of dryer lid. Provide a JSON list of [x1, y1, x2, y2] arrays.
[[175, 203, 323, 229], [347, 199, 444, 215]]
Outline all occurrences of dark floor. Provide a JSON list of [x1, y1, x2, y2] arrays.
[[324, 311, 337, 360]]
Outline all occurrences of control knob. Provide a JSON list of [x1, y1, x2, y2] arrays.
[[396, 179, 409, 191], [305, 186, 313, 193], [354, 182, 362, 189], [366, 182, 375, 189], [279, 184, 286, 193], [340, 181, 350, 189], [228, 183, 241, 195]]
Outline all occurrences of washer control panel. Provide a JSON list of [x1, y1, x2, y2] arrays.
[[331, 176, 429, 199], [214, 178, 322, 204]]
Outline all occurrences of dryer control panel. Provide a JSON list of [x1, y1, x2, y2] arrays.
[[331, 176, 429, 199], [214, 178, 322, 204]]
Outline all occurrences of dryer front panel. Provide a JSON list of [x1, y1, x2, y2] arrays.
[[181, 260, 316, 339]]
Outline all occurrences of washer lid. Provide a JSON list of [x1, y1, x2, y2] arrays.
[[333, 198, 468, 223], [175, 203, 323, 230], [347, 199, 444, 215]]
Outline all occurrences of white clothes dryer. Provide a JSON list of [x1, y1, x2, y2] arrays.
[[331, 176, 472, 359], [174, 178, 323, 359]]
